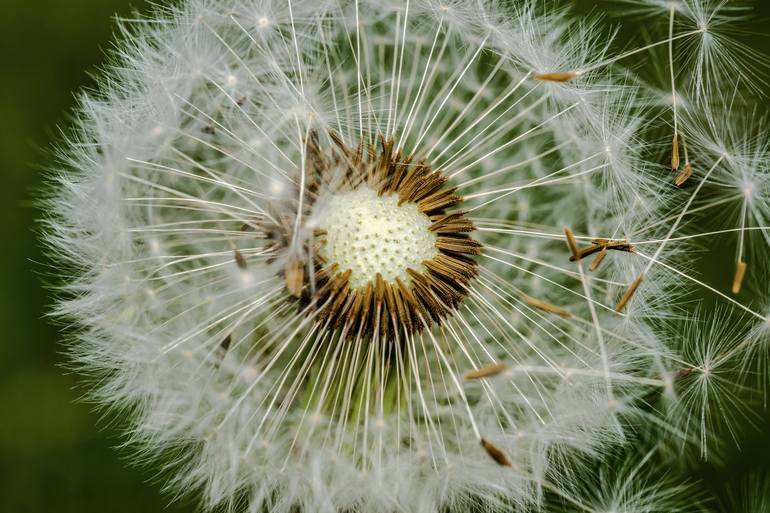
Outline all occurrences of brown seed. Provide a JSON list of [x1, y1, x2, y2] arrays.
[[214, 333, 233, 369], [359, 282, 375, 332], [609, 241, 635, 253], [332, 290, 357, 330], [480, 437, 512, 467], [233, 249, 248, 269], [464, 362, 511, 380], [732, 261, 747, 294], [220, 334, 232, 352], [568, 243, 602, 262], [407, 269, 448, 321], [674, 367, 695, 378], [533, 71, 577, 82], [435, 236, 483, 255], [675, 163, 692, 186], [324, 278, 352, 327], [375, 273, 387, 311], [671, 134, 680, 171], [284, 258, 305, 297], [429, 212, 475, 234], [396, 277, 430, 330], [564, 227, 580, 261], [615, 273, 644, 312], [525, 296, 572, 318], [409, 172, 447, 203], [418, 188, 462, 213], [589, 246, 608, 271], [570, 240, 635, 262]]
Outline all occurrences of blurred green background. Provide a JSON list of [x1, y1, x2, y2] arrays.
[[0, 1, 767, 512], [0, 1, 191, 511]]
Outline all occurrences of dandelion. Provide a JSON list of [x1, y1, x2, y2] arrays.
[[43, 1, 770, 512]]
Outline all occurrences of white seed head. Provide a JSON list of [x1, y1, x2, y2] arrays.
[[42, 0, 770, 511]]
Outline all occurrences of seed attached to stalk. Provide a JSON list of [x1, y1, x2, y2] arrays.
[[671, 133, 680, 171], [615, 273, 644, 312], [564, 227, 580, 261], [214, 334, 233, 369], [732, 261, 747, 294], [285, 258, 305, 297], [480, 437, 512, 467], [525, 296, 572, 318], [589, 246, 608, 271], [675, 163, 692, 186], [233, 249, 248, 269], [464, 362, 511, 380], [220, 334, 232, 352], [568, 238, 635, 262], [533, 71, 577, 82]]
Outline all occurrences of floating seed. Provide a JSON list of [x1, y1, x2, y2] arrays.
[[675, 163, 692, 186], [525, 296, 572, 318], [564, 227, 580, 261], [732, 261, 747, 294], [285, 258, 305, 297], [464, 362, 511, 380], [533, 71, 577, 82], [569, 240, 634, 262], [220, 334, 232, 352], [589, 246, 608, 271], [233, 249, 248, 269], [480, 437, 512, 467], [671, 134, 680, 171], [615, 273, 644, 312]]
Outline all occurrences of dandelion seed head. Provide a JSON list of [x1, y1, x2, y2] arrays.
[[42, 0, 770, 511]]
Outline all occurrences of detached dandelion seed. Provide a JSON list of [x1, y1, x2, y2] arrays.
[[533, 71, 578, 82], [732, 260, 747, 294]]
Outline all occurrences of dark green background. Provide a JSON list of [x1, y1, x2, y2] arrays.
[[0, 1, 767, 512], [0, 1, 189, 511]]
